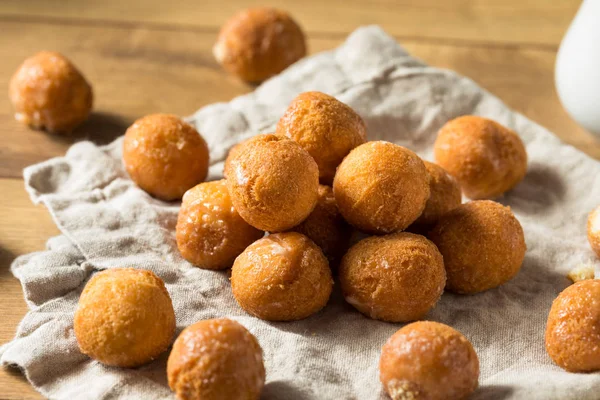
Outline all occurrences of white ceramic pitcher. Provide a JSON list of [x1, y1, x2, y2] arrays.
[[556, 0, 600, 136]]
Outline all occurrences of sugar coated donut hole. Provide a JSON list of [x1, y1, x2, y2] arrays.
[[231, 232, 333, 321], [167, 318, 265, 400], [9, 51, 93, 133], [213, 8, 306, 82], [545, 280, 600, 372], [333, 141, 430, 234], [122, 114, 209, 201], [291, 184, 351, 268], [276, 91, 367, 184], [380, 321, 480, 400], [434, 115, 527, 199], [429, 200, 526, 294], [176, 180, 263, 270], [225, 134, 319, 232], [339, 232, 445, 322], [410, 161, 462, 232], [587, 205, 600, 258], [74, 268, 175, 367]]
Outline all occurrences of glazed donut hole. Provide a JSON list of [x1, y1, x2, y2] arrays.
[[9, 51, 93, 133], [122, 113, 209, 201], [223, 140, 245, 178], [434, 115, 527, 200], [176, 180, 263, 270], [567, 265, 595, 283], [74, 268, 175, 368], [167, 318, 265, 400], [587, 205, 600, 258], [545, 280, 600, 372], [276, 91, 367, 185], [409, 160, 462, 232], [380, 321, 480, 400], [42, 32, 555, 395], [333, 141, 430, 234], [225, 134, 319, 232], [428, 200, 526, 294], [291, 184, 351, 269], [339, 232, 446, 322], [213, 7, 306, 82], [231, 232, 333, 321]]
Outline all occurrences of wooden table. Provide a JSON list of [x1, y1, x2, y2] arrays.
[[0, 1, 597, 398]]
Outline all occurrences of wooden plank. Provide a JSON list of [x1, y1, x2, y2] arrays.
[[0, 177, 58, 400], [0, 0, 581, 47], [0, 19, 598, 180], [0, 20, 252, 178]]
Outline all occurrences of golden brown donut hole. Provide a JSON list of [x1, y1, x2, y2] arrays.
[[231, 232, 333, 321], [380, 321, 480, 400], [545, 280, 600, 372], [176, 180, 263, 270], [434, 115, 527, 200], [213, 8, 306, 82], [333, 141, 430, 234], [9, 51, 93, 133], [167, 318, 265, 400], [74, 268, 175, 368], [122, 114, 209, 201], [225, 134, 319, 232], [339, 232, 446, 322]]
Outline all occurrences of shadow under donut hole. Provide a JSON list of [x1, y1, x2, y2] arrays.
[[500, 162, 566, 214], [261, 380, 313, 400], [68, 111, 131, 145], [471, 384, 514, 400]]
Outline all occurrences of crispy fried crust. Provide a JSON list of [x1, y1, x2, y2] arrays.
[[434, 116, 527, 200], [122, 113, 209, 201], [176, 180, 263, 270], [231, 232, 333, 321], [333, 141, 430, 234], [213, 8, 306, 82], [9, 51, 93, 133], [339, 232, 446, 322], [428, 200, 526, 294], [74, 268, 176, 367], [380, 321, 479, 400], [545, 280, 600, 372]]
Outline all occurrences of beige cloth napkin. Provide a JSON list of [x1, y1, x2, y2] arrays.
[[2, 26, 600, 400]]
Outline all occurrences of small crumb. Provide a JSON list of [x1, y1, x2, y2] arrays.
[[387, 380, 421, 400], [567, 265, 595, 283]]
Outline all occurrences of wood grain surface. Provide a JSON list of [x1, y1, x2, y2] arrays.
[[0, 1, 596, 398], [0, 0, 580, 46]]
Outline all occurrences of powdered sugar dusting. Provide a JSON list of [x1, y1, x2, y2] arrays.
[[264, 241, 291, 257], [236, 164, 248, 185]]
